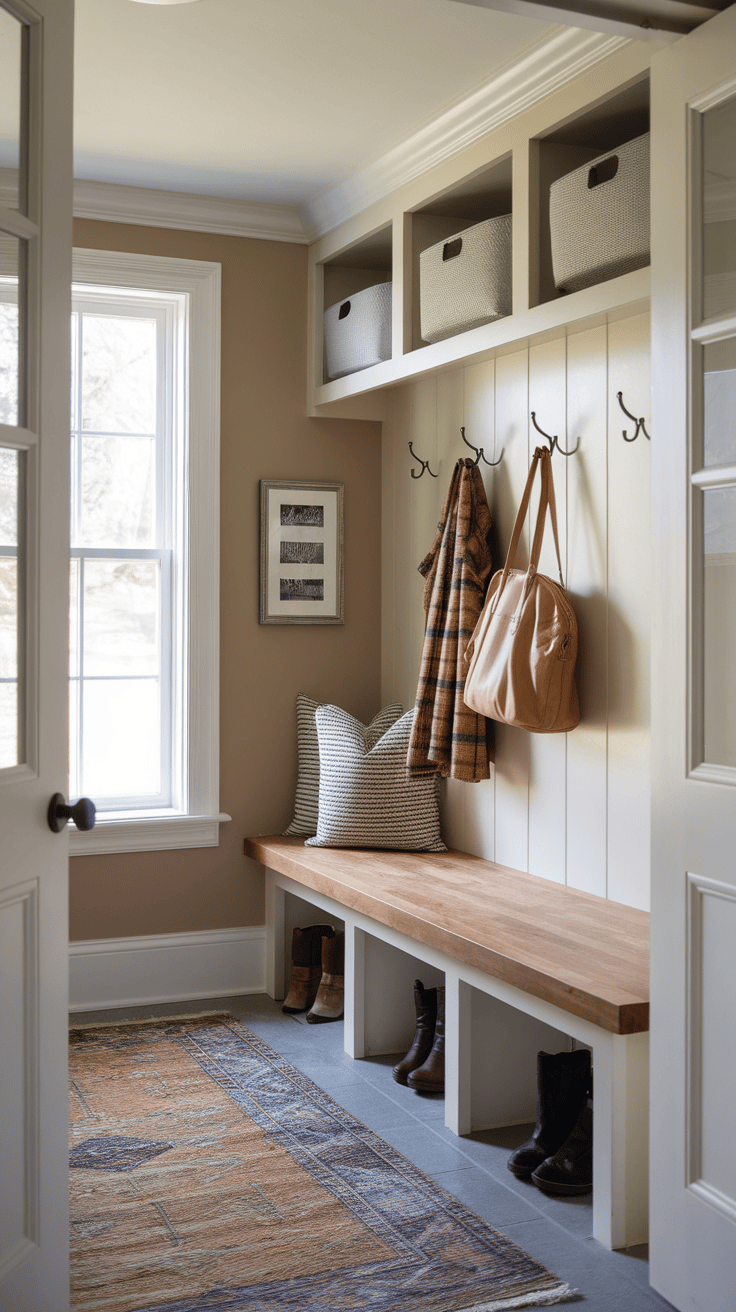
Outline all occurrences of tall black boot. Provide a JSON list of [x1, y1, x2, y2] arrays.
[[532, 1097, 593, 1195], [392, 980, 437, 1085], [507, 1049, 591, 1179]]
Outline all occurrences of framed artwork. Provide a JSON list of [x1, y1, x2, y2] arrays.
[[259, 480, 344, 624]]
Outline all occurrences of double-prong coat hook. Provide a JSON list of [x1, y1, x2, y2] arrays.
[[408, 441, 438, 479], [460, 426, 504, 467], [617, 391, 650, 442], [530, 412, 579, 457]]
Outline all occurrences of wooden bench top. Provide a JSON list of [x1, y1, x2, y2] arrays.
[[244, 836, 649, 1036]]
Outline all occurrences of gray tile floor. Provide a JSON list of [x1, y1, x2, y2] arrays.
[[70, 993, 677, 1312]]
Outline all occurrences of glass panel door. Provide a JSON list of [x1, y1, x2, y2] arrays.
[[692, 92, 736, 777], [0, 444, 23, 766]]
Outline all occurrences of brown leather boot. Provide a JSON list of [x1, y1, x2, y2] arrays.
[[307, 931, 345, 1023], [282, 925, 334, 1013], [392, 981, 437, 1084], [408, 984, 445, 1093]]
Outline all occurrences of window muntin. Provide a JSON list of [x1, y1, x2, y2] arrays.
[[69, 293, 180, 814]]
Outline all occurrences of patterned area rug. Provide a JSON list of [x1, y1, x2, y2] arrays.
[[69, 1015, 577, 1312]]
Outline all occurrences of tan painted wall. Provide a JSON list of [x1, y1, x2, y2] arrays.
[[69, 219, 382, 941]]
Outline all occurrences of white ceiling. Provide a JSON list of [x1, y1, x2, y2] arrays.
[[73, 0, 557, 211]]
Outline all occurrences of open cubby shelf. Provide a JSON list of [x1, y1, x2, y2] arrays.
[[308, 51, 652, 417]]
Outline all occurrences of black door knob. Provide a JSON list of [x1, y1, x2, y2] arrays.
[[47, 793, 96, 833]]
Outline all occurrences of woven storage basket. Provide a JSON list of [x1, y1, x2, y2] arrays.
[[419, 214, 512, 345], [550, 132, 650, 294], [323, 282, 392, 381]]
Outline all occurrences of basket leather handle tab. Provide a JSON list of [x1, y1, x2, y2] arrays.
[[588, 155, 619, 189], [338, 300, 351, 319], [443, 237, 463, 261]]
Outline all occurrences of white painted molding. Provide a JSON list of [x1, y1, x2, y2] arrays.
[[73, 177, 309, 244], [301, 27, 629, 238], [5, 32, 628, 245], [69, 813, 232, 857], [69, 926, 266, 1011], [69, 250, 222, 850]]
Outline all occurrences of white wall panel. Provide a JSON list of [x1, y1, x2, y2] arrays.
[[382, 317, 651, 911], [566, 324, 609, 898], [460, 357, 499, 860], [490, 349, 531, 872], [607, 313, 651, 909], [528, 337, 568, 885]]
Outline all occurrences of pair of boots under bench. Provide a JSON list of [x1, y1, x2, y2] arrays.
[[392, 979, 445, 1093], [507, 1049, 593, 1196], [282, 924, 345, 1023]]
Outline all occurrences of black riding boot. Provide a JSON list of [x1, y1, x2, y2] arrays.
[[507, 1049, 591, 1179], [532, 1097, 593, 1195], [392, 980, 437, 1085]]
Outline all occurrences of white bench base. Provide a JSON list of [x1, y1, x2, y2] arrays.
[[265, 867, 648, 1251]]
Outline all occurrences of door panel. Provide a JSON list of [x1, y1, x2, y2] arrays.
[[651, 8, 736, 1308], [0, 0, 74, 1308]]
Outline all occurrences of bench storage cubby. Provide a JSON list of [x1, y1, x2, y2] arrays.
[[245, 835, 650, 1252]]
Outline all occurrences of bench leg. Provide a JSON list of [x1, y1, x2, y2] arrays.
[[445, 975, 472, 1135], [592, 1031, 649, 1250], [344, 922, 366, 1059], [264, 871, 285, 1001]]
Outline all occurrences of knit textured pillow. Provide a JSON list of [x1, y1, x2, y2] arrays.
[[284, 694, 403, 838], [305, 706, 446, 852]]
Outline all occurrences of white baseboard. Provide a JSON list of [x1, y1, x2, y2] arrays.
[[69, 926, 265, 1012]]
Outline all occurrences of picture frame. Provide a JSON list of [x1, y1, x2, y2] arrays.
[[259, 480, 344, 625]]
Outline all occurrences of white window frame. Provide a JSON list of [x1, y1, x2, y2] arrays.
[[69, 249, 228, 854]]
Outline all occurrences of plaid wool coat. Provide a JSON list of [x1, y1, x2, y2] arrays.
[[407, 457, 494, 782]]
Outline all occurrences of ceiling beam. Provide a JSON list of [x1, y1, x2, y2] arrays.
[[445, 0, 728, 43]]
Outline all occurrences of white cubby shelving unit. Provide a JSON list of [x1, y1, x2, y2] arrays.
[[307, 42, 653, 421]]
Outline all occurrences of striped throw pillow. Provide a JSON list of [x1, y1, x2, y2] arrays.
[[284, 694, 403, 838], [305, 706, 446, 852]]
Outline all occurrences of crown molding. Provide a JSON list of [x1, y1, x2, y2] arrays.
[[72, 178, 309, 243], [3, 30, 629, 247], [301, 27, 629, 240], [0, 168, 309, 242]]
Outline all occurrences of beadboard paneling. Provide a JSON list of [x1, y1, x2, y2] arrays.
[[382, 312, 651, 910]]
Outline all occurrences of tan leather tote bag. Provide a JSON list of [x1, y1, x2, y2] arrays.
[[463, 446, 580, 733]]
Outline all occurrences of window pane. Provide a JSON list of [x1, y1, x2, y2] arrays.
[[703, 339, 736, 468], [0, 6, 23, 211], [0, 234, 22, 426], [703, 485, 736, 767], [75, 434, 155, 548], [81, 678, 160, 798], [82, 559, 160, 677], [703, 95, 736, 320], [69, 558, 79, 676], [81, 315, 157, 434], [69, 676, 79, 799], [0, 446, 23, 768]]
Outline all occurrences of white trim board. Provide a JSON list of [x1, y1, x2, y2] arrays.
[[0, 28, 628, 245], [69, 926, 266, 1012], [301, 27, 628, 238]]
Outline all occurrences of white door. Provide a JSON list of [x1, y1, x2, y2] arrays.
[[0, 1, 74, 1309], [651, 8, 736, 1309]]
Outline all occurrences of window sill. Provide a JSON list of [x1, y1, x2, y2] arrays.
[[69, 813, 232, 857]]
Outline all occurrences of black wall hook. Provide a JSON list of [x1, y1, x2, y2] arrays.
[[408, 441, 438, 479], [460, 426, 504, 468], [530, 411, 579, 457], [617, 391, 650, 442]]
